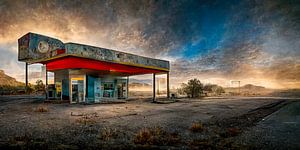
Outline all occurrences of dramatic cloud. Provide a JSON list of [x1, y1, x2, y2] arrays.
[[0, 0, 299, 88]]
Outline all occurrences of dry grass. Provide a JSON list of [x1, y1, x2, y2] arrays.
[[12, 135, 31, 143], [189, 139, 214, 149], [8, 134, 48, 149], [99, 127, 119, 141], [35, 105, 49, 112], [190, 122, 204, 132], [134, 127, 180, 145], [75, 115, 96, 125]]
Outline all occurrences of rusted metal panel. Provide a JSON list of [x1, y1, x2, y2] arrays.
[[18, 33, 169, 71], [18, 33, 65, 62], [65, 43, 169, 71]]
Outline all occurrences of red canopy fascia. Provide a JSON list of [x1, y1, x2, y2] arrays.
[[45, 56, 165, 75]]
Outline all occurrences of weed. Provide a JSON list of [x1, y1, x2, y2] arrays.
[[9, 135, 47, 149], [189, 139, 215, 149], [75, 115, 96, 125], [190, 122, 204, 132], [99, 127, 118, 141], [134, 127, 180, 145], [35, 105, 48, 112]]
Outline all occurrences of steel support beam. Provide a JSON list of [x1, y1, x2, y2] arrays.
[[45, 69, 48, 100], [46, 71, 48, 86], [153, 73, 156, 102], [167, 72, 170, 99], [127, 76, 129, 99], [25, 62, 28, 88]]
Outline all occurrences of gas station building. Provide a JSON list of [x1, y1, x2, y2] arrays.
[[18, 33, 170, 103]]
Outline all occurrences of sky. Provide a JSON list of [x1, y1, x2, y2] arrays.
[[0, 0, 299, 89]]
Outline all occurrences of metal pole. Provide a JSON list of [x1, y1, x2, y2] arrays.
[[46, 71, 48, 86], [167, 72, 170, 99], [157, 78, 160, 95], [45, 69, 48, 100], [153, 73, 156, 102], [127, 76, 129, 99], [25, 62, 28, 88]]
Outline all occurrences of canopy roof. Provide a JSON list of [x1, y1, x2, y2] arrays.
[[18, 33, 169, 75], [46, 56, 163, 76]]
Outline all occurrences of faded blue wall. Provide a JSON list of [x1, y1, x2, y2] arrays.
[[86, 75, 95, 102], [62, 79, 69, 100]]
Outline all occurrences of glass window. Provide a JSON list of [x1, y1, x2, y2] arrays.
[[102, 82, 114, 98]]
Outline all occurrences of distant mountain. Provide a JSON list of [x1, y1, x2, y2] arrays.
[[225, 84, 271, 96], [0, 70, 24, 86], [242, 84, 265, 90], [129, 82, 151, 87], [128, 82, 152, 91], [129, 78, 152, 84]]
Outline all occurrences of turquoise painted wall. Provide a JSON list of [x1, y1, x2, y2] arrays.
[[62, 79, 69, 100], [86, 75, 95, 103]]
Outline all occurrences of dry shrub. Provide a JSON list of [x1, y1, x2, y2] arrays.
[[99, 127, 119, 141], [75, 115, 96, 125], [134, 127, 180, 145], [189, 139, 214, 149], [35, 105, 48, 112], [190, 122, 204, 132]]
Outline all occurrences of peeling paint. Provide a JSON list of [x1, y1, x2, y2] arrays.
[[18, 33, 169, 71]]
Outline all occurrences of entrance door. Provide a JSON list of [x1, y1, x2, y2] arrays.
[[117, 82, 126, 99], [94, 78, 101, 102], [71, 79, 84, 103]]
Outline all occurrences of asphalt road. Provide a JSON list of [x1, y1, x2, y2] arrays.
[[238, 100, 300, 149]]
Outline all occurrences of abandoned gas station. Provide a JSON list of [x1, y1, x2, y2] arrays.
[[18, 33, 170, 104]]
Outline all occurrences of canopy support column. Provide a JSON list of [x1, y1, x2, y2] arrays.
[[45, 68, 48, 100], [127, 76, 129, 99], [167, 72, 170, 99], [25, 62, 28, 88], [153, 73, 156, 102], [46, 71, 48, 86]]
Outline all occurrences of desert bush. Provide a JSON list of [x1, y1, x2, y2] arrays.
[[134, 127, 180, 145], [35, 105, 49, 112], [0, 85, 29, 95], [34, 80, 45, 92], [179, 78, 204, 98], [25, 85, 34, 94], [203, 84, 225, 95], [99, 127, 119, 141], [190, 122, 204, 132]]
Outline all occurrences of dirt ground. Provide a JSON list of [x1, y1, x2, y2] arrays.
[[0, 95, 298, 149]]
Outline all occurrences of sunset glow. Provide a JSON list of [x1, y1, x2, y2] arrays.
[[0, 0, 299, 89]]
